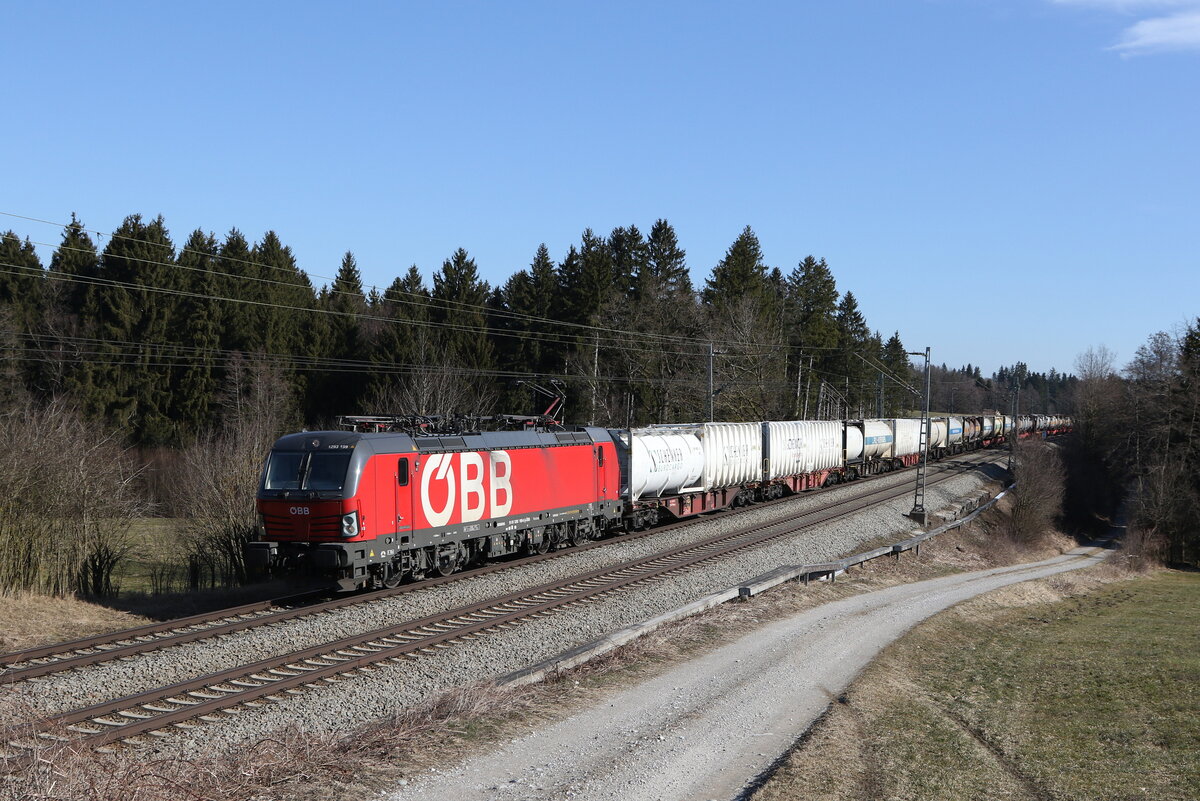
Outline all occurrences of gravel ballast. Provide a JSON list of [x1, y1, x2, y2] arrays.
[[107, 459, 1007, 760]]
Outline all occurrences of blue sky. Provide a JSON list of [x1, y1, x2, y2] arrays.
[[3, 1, 1196, 376]]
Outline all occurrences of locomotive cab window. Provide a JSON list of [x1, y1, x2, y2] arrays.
[[264, 452, 304, 490], [306, 453, 353, 491], [398, 458, 410, 486], [263, 451, 353, 492]]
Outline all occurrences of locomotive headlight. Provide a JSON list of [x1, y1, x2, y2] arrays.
[[341, 511, 359, 538]]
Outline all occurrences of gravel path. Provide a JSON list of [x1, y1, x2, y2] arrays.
[[386, 543, 1111, 801], [8, 455, 1004, 760]]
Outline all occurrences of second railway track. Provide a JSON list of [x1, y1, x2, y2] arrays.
[[0, 450, 1000, 685], [2, 452, 1005, 760]]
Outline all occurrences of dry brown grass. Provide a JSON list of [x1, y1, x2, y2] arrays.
[[0, 497, 1121, 801], [0, 592, 152, 654], [751, 550, 1179, 801]]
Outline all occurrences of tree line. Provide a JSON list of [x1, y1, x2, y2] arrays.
[[1068, 325, 1200, 567], [0, 215, 952, 445], [0, 212, 1096, 596]]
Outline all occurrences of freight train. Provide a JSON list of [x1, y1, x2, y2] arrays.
[[246, 413, 1071, 591]]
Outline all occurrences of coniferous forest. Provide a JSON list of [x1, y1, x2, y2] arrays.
[[0, 213, 1095, 596], [0, 214, 1075, 445]]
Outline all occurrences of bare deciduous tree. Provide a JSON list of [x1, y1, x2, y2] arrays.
[[1009, 440, 1066, 544], [165, 357, 295, 588], [0, 399, 147, 596]]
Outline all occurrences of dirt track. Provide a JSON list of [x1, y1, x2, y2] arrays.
[[388, 544, 1110, 801]]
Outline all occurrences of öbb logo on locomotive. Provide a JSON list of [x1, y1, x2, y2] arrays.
[[419, 450, 514, 527]]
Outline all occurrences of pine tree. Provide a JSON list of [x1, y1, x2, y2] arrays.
[[786, 256, 839, 415], [835, 291, 870, 417], [87, 214, 180, 444], [0, 231, 43, 333], [214, 229, 260, 354], [608, 225, 648, 299], [254, 231, 315, 356], [314, 251, 370, 416], [431, 248, 493, 373], [366, 265, 430, 411], [173, 229, 221, 436], [560, 229, 614, 328], [881, 331, 914, 415], [645, 219, 691, 297], [701, 226, 768, 307], [0, 231, 42, 407], [47, 214, 99, 314]]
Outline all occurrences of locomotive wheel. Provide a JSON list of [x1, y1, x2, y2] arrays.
[[381, 567, 403, 589], [570, 524, 588, 547], [524, 529, 550, 555], [433, 546, 462, 577]]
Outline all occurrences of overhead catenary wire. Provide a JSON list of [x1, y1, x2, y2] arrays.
[[4, 323, 890, 392], [0, 258, 883, 372], [2, 211, 853, 355], [0, 212, 938, 390]]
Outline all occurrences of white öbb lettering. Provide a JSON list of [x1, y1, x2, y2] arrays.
[[420, 451, 514, 527], [290, 506, 310, 515]]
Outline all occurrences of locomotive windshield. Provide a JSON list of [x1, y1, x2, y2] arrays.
[[264, 451, 353, 492]]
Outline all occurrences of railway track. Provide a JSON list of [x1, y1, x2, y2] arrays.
[[0, 448, 1003, 685], [2, 452, 1004, 759]]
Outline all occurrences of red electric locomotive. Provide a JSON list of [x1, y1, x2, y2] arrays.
[[247, 419, 622, 591]]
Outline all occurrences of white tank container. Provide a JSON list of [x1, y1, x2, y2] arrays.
[[861, 420, 894, 458], [929, 418, 948, 449], [765, 421, 843, 478], [948, 417, 963, 444], [844, 423, 864, 461], [699, 422, 762, 490], [629, 430, 705, 501], [981, 416, 995, 437], [893, 418, 923, 457]]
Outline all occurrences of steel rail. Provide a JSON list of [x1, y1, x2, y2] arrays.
[[3, 454, 1002, 756], [0, 449, 1005, 683]]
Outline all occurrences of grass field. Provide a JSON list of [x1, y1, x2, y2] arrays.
[[754, 568, 1200, 801], [117, 517, 187, 594]]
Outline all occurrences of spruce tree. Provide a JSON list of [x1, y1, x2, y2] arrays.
[[0, 231, 42, 406], [786, 256, 839, 415], [214, 229, 260, 354], [48, 214, 99, 319], [254, 231, 315, 356], [316, 251, 370, 415], [646, 218, 691, 297], [881, 331, 914, 415], [431, 248, 493, 374], [0, 231, 43, 333], [835, 291, 871, 417], [173, 229, 221, 436], [367, 265, 430, 410], [560, 229, 614, 327], [80, 215, 180, 443], [608, 225, 648, 299], [701, 226, 768, 307]]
